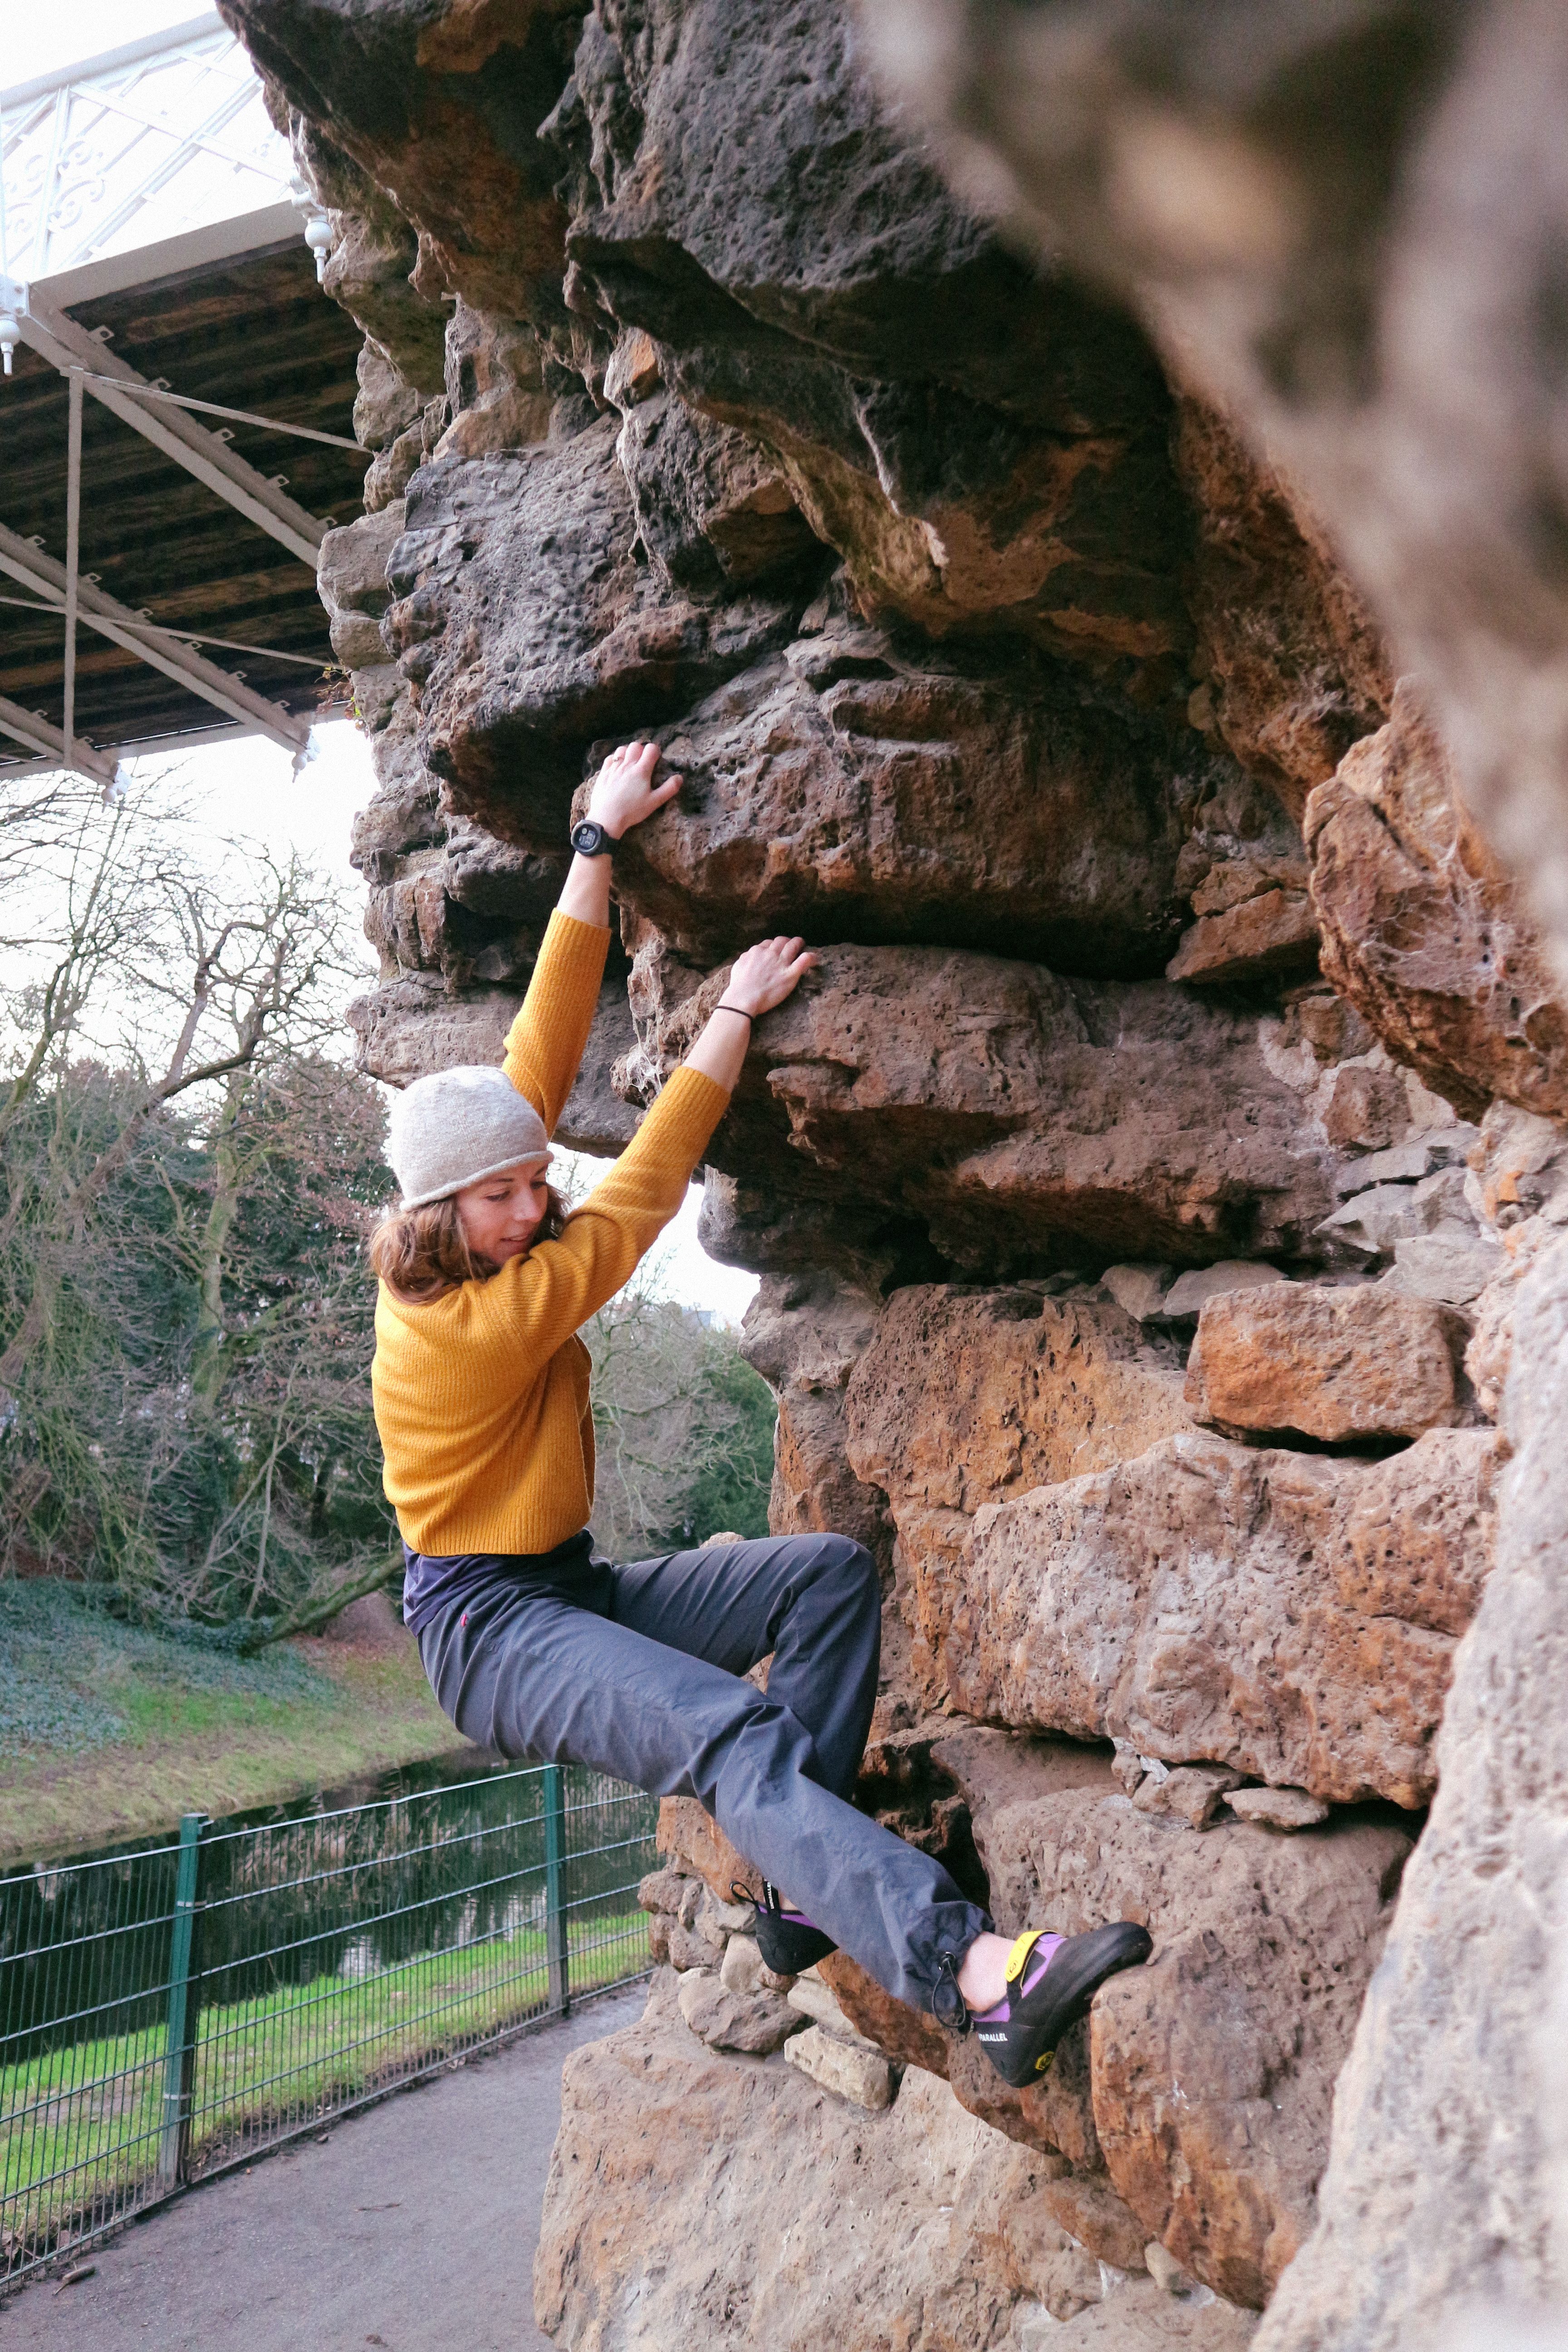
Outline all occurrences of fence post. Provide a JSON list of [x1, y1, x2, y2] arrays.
[[543, 1764, 569, 2017], [157, 1813, 206, 2186]]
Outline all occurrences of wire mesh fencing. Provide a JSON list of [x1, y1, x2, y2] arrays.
[[0, 1760, 658, 2288]]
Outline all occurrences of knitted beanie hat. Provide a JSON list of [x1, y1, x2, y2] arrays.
[[386, 1066, 550, 1210]]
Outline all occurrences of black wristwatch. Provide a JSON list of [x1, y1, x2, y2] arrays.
[[569, 818, 618, 858]]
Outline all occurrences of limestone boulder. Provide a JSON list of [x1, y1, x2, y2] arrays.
[[626, 939, 1343, 1277], [843, 1285, 1193, 1689], [953, 1427, 1499, 1807], [596, 622, 1201, 976], [536, 1971, 1257, 2349], [1305, 685, 1568, 1122], [1185, 1281, 1468, 1442], [382, 420, 804, 848], [950, 1761, 1414, 2311]]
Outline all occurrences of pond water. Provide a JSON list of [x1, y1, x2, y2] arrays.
[[1, 1747, 659, 2065]]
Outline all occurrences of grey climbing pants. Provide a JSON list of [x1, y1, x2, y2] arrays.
[[413, 1530, 991, 2012]]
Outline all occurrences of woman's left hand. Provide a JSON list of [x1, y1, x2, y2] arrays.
[[588, 740, 682, 838], [723, 935, 818, 1018]]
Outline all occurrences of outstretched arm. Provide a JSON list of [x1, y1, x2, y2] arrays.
[[502, 739, 683, 1131]]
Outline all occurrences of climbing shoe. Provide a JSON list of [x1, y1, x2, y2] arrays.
[[734, 1880, 838, 1975], [971, 1922, 1152, 2088]]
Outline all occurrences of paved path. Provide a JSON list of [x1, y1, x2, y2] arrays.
[[3, 1987, 645, 2352]]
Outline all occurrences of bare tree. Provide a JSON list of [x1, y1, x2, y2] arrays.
[[0, 778, 392, 1632], [586, 1269, 775, 1559]]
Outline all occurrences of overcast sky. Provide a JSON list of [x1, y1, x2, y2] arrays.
[[4, 3, 205, 88]]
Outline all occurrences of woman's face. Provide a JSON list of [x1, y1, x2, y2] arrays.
[[452, 1158, 552, 1265]]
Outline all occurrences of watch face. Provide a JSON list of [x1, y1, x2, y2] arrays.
[[570, 820, 608, 854]]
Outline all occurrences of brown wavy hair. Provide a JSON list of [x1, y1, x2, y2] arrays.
[[369, 1184, 568, 1304]]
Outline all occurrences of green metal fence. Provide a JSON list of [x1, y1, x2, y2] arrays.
[[0, 1760, 658, 2288]]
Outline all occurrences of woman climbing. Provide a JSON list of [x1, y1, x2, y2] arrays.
[[369, 738, 1150, 2084]]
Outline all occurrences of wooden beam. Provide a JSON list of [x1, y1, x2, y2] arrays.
[[18, 286, 332, 567], [0, 521, 310, 753]]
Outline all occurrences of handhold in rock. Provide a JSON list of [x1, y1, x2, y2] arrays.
[[1227, 1786, 1329, 1832], [1100, 1264, 1174, 1323], [785, 2024, 899, 2110], [1161, 1261, 1284, 1319], [1382, 1231, 1505, 1307], [676, 1966, 804, 2054], [1131, 1764, 1242, 1829]]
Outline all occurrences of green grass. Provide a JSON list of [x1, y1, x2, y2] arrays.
[[2, 1910, 648, 2261], [0, 1580, 469, 1866]]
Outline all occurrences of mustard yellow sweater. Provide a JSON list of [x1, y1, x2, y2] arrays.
[[372, 910, 730, 1556]]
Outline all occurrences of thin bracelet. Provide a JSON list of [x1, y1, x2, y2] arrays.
[[714, 1001, 754, 1021]]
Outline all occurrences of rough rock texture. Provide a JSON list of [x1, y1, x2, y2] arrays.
[[954, 1429, 1498, 1808], [1306, 684, 1568, 1123], [1170, 395, 1392, 827], [229, 0, 1568, 2339], [1252, 1234, 1568, 2348], [537, 1971, 1258, 2350], [843, 1284, 1193, 1696], [852, 0, 1568, 981], [1184, 1282, 1468, 1443], [939, 1740, 1414, 2311], [628, 938, 1345, 1277]]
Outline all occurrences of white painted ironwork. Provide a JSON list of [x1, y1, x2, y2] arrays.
[[62, 367, 83, 770], [0, 19, 362, 783], [0, 591, 334, 669], [0, 15, 297, 284], [69, 368, 362, 451]]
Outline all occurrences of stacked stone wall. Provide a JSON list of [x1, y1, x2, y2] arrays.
[[222, 3, 1568, 2343]]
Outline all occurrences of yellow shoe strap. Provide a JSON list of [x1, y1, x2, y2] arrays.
[[1004, 1929, 1042, 1984]]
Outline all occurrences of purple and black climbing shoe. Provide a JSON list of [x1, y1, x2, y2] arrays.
[[734, 1880, 838, 1975], [971, 1923, 1152, 2088]]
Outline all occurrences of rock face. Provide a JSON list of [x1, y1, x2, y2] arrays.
[[229, 0, 1568, 2341], [628, 938, 1345, 1276], [537, 1972, 1259, 2349], [1251, 1233, 1568, 2349], [955, 1429, 1497, 1809], [1306, 684, 1568, 1124], [1183, 1282, 1468, 1443]]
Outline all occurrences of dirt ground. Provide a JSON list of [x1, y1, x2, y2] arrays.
[[1, 1985, 646, 2352]]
